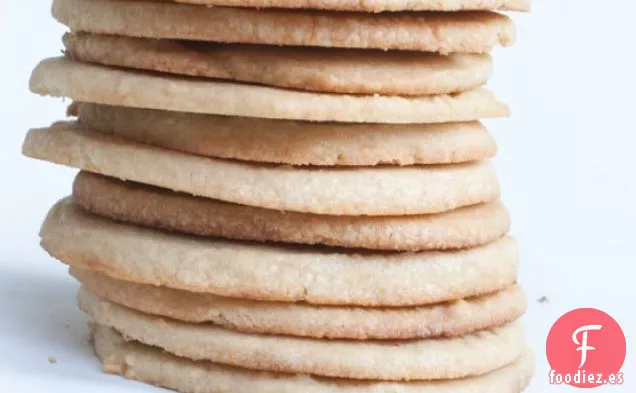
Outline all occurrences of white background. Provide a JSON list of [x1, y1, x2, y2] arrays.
[[0, 0, 634, 391]]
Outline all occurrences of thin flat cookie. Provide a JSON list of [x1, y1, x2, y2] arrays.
[[170, 0, 531, 12], [93, 325, 535, 393], [53, 0, 516, 53], [24, 124, 501, 216], [73, 103, 497, 166], [80, 288, 526, 380], [41, 200, 519, 306], [72, 267, 527, 340], [72, 172, 510, 251], [31, 58, 510, 124], [64, 33, 494, 96]]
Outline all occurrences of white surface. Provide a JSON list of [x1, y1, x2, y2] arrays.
[[0, 0, 634, 391]]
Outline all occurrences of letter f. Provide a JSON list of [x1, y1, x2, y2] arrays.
[[573, 325, 603, 369]]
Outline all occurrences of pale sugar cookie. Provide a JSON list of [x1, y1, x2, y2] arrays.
[[30, 58, 510, 123], [24, 124, 501, 215], [72, 172, 509, 251], [80, 288, 526, 380], [73, 267, 526, 340], [41, 200, 519, 306], [93, 324, 535, 393], [53, 0, 516, 53], [64, 33, 494, 96], [73, 103, 497, 166]]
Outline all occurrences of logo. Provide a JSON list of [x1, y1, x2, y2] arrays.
[[572, 324, 602, 369], [546, 308, 626, 388]]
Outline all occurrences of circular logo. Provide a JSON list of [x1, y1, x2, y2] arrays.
[[546, 308, 626, 388]]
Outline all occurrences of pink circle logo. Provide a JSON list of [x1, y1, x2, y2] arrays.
[[546, 308, 626, 388]]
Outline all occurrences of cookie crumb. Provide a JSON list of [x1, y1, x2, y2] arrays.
[[537, 296, 549, 304], [48, 357, 57, 364]]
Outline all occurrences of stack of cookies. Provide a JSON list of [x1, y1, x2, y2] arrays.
[[23, 0, 533, 391]]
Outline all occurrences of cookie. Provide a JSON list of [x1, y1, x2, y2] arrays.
[[72, 267, 527, 340], [73, 103, 497, 166], [31, 58, 510, 123], [24, 124, 501, 216], [170, 0, 530, 12], [80, 288, 525, 380], [94, 324, 535, 392], [64, 33, 494, 96], [41, 200, 519, 306], [53, 0, 516, 53], [72, 172, 510, 251]]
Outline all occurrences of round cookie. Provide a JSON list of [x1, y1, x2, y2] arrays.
[[80, 288, 526, 380], [64, 33, 494, 96], [24, 124, 501, 216], [72, 267, 527, 340], [42, 200, 519, 306], [31, 58, 510, 124], [53, 0, 516, 53], [93, 325, 535, 393], [73, 103, 497, 166], [72, 172, 510, 251], [170, 0, 530, 12]]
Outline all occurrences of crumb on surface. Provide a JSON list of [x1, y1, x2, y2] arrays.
[[48, 357, 57, 364], [537, 296, 549, 304]]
